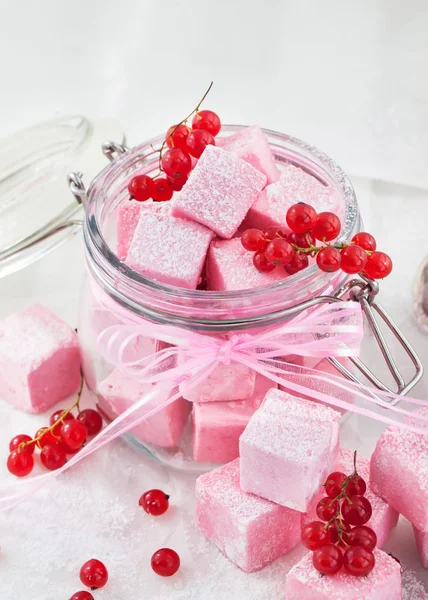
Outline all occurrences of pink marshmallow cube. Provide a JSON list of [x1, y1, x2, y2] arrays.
[[98, 369, 191, 448], [217, 125, 280, 184], [303, 449, 398, 548], [285, 549, 402, 600], [192, 374, 276, 463], [195, 458, 301, 572], [370, 406, 428, 532], [171, 145, 266, 239], [243, 163, 339, 232], [117, 200, 171, 260], [126, 203, 213, 289], [0, 304, 81, 413], [413, 526, 428, 568], [206, 238, 287, 291], [180, 358, 256, 403], [240, 389, 341, 511]]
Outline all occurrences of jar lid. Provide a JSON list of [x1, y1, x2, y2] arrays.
[[0, 115, 124, 278]]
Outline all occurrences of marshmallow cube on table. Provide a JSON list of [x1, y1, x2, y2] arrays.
[[195, 458, 301, 572], [217, 124, 280, 184], [192, 374, 276, 463], [370, 406, 428, 532], [171, 145, 266, 239], [303, 448, 399, 549], [285, 549, 402, 600], [125, 202, 214, 289], [0, 304, 81, 413], [98, 368, 191, 448], [206, 238, 287, 291], [239, 389, 341, 511], [243, 163, 339, 233]]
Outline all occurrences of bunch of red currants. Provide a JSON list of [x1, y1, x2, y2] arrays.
[[302, 454, 377, 577]]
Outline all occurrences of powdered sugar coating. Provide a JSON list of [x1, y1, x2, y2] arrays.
[[285, 549, 402, 600], [171, 145, 266, 239], [192, 374, 276, 463], [303, 448, 399, 548], [126, 204, 214, 289], [243, 163, 339, 232], [195, 458, 301, 572], [116, 200, 169, 260], [370, 406, 428, 531], [217, 125, 280, 184], [206, 238, 287, 291], [0, 304, 81, 413], [240, 389, 341, 511]]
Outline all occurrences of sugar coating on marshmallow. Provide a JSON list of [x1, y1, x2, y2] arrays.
[[126, 203, 214, 289], [370, 406, 428, 531], [195, 459, 301, 572], [413, 526, 428, 568], [98, 369, 190, 447], [285, 549, 402, 600], [192, 374, 276, 463], [0, 304, 81, 413], [206, 238, 287, 291], [180, 358, 256, 403], [239, 389, 341, 511], [116, 200, 169, 260], [243, 163, 338, 232], [217, 125, 280, 184], [171, 145, 266, 239], [303, 449, 398, 549]]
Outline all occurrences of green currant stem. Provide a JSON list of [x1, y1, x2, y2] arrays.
[[293, 240, 372, 259]]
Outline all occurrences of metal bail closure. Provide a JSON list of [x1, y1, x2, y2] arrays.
[[102, 140, 129, 162], [328, 276, 423, 405]]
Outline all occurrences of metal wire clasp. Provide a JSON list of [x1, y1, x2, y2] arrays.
[[328, 277, 423, 404]]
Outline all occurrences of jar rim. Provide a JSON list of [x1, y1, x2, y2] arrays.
[[84, 125, 360, 328]]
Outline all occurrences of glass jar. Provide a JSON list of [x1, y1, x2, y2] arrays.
[[77, 126, 422, 470]]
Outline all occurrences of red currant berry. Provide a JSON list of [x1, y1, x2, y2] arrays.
[[7, 450, 34, 477], [128, 175, 154, 202], [50, 410, 74, 436], [151, 548, 180, 577], [80, 559, 108, 589], [316, 497, 339, 522], [265, 238, 295, 266], [40, 443, 67, 470], [253, 250, 276, 273], [167, 173, 188, 191], [364, 251, 393, 279], [286, 203, 317, 234], [301, 521, 330, 550], [343, 545, 375, 576], [348, 526, 377, 551], [151, 178, 173, 202], [288, 230, 316, 249], [69, 592, 94, 600], [263, 226, 287, 241], [352, 232, 377, 252], [324, 471, 347, 498], [61, 421, 88, 451], [340, 245, 368, 274], [316, 247, 341, 272], [313, 544, 343, 576], [139, 489, 170, 516], [9, 434, 34, 454], [241, 229, 267, 252], [77, 409, 103, 436], [166, 124, 190, 150], [35, 427, 60, 449], [327, 520, 352, 547], [312, 212, 341, 242], [192, 110, 221, 136], [186, 129, 215, 158], [284, 252, 309, 275], [161, 148, 192, 180], [341, 495, 372, 526], [346, 474, 367, 496]]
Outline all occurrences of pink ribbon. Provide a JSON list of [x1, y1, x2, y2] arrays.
[[1, 298, 427, 511]]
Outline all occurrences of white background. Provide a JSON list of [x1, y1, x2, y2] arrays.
[[1, 1, 428, 598]]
